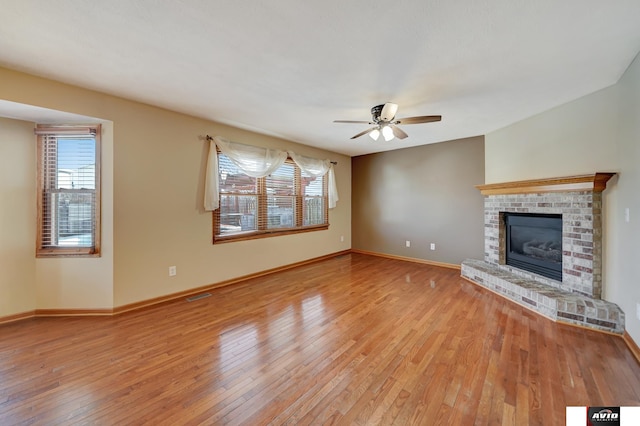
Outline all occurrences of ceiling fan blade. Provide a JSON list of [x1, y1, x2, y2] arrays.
[[395, 115, 442, 125], [380, 103, 398, 121], [334, 120, 373, 124], [390, 125, 408, 139], [351, 127, 378, 139]]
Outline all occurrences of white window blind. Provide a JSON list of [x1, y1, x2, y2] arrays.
[[36, 125, 101, 256], [218, 153, 259, 234], [265, 162, 296, 229]]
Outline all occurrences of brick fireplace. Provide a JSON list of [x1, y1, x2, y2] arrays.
[[461, 173, 624, 334]]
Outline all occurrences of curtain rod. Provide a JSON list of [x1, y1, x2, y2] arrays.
[[205, 134, 337, 165]]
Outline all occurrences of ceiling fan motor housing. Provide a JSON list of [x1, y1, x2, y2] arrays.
[[371, 104, 384, 123]]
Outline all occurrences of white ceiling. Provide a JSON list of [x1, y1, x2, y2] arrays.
[[1, 1, 639, 156]]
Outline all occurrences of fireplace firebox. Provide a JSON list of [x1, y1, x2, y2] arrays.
[[504, 212, 562, 281]]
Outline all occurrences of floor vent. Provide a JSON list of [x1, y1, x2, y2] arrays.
[[186, 293, 212, 302]]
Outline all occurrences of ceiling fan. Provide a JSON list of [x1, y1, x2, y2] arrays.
[[334, 103, 441, 141]]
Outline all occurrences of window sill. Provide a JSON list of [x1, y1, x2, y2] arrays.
[[37, 248, 100, 258], [213, 224, 328, 244]]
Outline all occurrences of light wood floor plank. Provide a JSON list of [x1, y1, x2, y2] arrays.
[[1, 253, 639, 424]]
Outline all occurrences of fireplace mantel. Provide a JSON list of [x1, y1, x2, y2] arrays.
[[476, 173, 616, 196]]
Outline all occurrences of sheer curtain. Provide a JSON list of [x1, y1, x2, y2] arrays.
[[204, 136, 287, 211], [288, 151, 339, 209], [204, 138, 220, 210], [216, 137, 288, 177], [204, 137, 339, 210]]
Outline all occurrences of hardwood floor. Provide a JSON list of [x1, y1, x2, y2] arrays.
[[1, 253, 639, 425]]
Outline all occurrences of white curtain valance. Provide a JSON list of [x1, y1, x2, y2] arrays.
[[288, 151, 330, 176], [288, 151, 339, 209], [204, 136, 287, 211], [204, 137, 339, 211], [216, 137, 288, 178]]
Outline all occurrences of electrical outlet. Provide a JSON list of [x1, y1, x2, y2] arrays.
[[430, 243, 436, 250], [340, 235, 344, 242], [636, 303, 640, 321], [406, 240, 411, 248], [169, 266, 177, 277], [625, 208, 630, 223]]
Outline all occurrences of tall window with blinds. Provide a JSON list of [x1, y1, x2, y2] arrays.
[[215, 153, 328, 242], [36, 125, 101, 257]]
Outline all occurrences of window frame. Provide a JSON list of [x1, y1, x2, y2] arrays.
[[213, 155, 329, 244], [36, 125, 101, 257]]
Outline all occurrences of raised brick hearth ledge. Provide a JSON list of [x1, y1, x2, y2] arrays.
[[461, 259, 624, 334], [464, 173, 624, 334]]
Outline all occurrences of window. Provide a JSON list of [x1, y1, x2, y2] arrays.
[[214, 153, 328, 242], [36, 125, 101, 257]]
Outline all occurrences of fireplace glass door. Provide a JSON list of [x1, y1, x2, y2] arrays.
[[504, 213, 563, 281]]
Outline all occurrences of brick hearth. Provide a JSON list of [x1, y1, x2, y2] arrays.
[[461, 259, 624, 333]]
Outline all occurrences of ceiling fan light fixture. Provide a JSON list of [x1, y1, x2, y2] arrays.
[[382, 125, 394, 141], [334, 103, 442, 141]]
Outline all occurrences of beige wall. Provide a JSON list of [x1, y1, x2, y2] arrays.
[[0, 67, 351, 314], [608, 53, 640, 341], [485, 52, 640, 343], [110, 109, 350, 307], [485, 85, 619, 184], [352, 136, 485, 265], [0, 117, 37, 316]]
